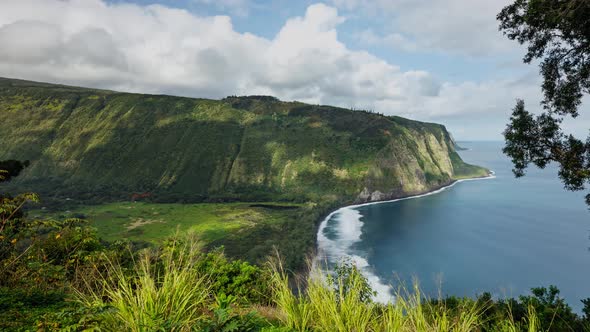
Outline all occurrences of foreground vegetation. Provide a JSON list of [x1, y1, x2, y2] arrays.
[[3, 230, 590, 331], [1, 166, 589, 331], [0, 77, 489, 275]]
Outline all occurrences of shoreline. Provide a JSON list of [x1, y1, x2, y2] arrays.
[[313, 171, 496, 303], [315, 170, 496, 246]]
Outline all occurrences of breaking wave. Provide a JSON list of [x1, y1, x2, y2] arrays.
[[315, 173, 496, 303]]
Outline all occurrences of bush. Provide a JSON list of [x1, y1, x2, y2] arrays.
[[328, 259, 375, 304], [196, 247, 271, 304], [75, 238, 211, 331], [268, 259, 584, 332], [200, 293, 269, 332]]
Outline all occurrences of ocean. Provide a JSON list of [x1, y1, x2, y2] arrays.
[[317, 141, 590, 311]]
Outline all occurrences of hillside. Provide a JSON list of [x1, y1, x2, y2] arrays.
[[0, 77, 487, 205], [0, 77, 489, 268], [2, 80, 587, 332]]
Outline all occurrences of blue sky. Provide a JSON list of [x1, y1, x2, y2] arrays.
[[109, 0, 522, 82], [1, 0, 587, 140]]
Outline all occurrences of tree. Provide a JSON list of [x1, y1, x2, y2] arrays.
[[497, 0, 590, 205], [0, 160, 29, 183], [0, 160, 31, 224], [329, 259, 375, 304]]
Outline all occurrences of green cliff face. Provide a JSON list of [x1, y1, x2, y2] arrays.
[[0, 77, 488, 204]]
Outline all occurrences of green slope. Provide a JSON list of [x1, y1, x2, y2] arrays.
[[0, 77, 490, 269], [0, 77, 488, 205]]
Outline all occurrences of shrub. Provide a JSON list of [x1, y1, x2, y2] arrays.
[[200, 293, 269, 332], [75, 237, 211, 331], [328, 259, 375, 304], [196, 247, 271, 304], [269, 259, 494, 332]]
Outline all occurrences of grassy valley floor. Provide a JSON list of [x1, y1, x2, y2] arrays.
[[32, 201, 306, 243], [29, 200, 330, 271]]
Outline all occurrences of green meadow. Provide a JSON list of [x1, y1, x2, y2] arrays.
[[29, 200, 321, 270], [32, 201, 306, 243]]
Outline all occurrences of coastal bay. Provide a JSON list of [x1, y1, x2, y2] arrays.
[[318, 141, 590, 311]]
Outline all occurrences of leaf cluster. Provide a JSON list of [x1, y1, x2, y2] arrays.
[[498, 0, 590, 204]]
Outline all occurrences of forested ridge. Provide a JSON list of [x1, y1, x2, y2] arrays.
[[0, 77, 487, 205]]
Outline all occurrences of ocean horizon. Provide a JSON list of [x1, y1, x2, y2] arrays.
[[317, 141, 590, 311]]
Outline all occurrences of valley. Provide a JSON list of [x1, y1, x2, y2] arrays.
[[0, 77, 488, 270]]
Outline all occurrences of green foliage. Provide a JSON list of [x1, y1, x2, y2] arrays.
[[0, 165, 108, 330], [503, 100, 590, 204], [196, 248, 271, 304], [583, 298, 590, 320], [33, 201, 314, 271], [269, 259, 487, 332], [306, 266, 377, 331], [0, 166, 104, 292], [0, 77, 486, 206], [75, 237, 211, 331], [475, 286, 590, 332], [200, 294, 269, 332], [215, 202, 328, 271], [268, 257, 313, 332], [0, 159, 29, 183], [0, 191, 39, 244], [268, 258, 590, 331], [0, 215, 102, 292], [1, 193, 589, 331], [33, 201, 304, 243], [521, 286, 583, 331], [0, 287, 81, 331], [71, 235, 276, 332], [498, 0, 590, 116], [328, 259, 375, 304], [498, 0, 590, 205]]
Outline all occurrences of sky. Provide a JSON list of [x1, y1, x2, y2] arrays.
[[0, 0, 588, 140]]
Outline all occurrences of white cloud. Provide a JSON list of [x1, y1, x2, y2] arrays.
[[0, 0, 269, 95], [0, 1, 437, 105], [0, 0, 551, 140], [354, 29, 418, 52], [192, 0, 251, 17], [335, 0, 514, 56]]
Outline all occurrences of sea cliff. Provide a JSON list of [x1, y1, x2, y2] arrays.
[[0, 77, 488, 205]]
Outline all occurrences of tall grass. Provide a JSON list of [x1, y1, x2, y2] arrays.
[[72, 237, 545, 331], [268, 257, 313, 331], [490, 304, 544, 332], [75, 238, 210, 331], [268, 259, 543, 332]]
